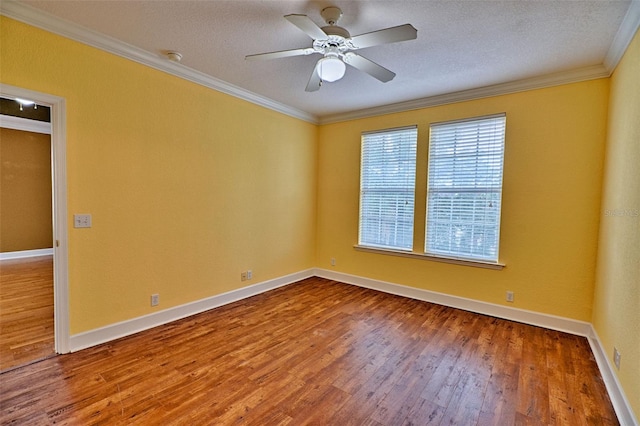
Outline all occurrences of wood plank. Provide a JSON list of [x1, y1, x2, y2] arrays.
[[0, 256, 54, 372], [0, 277, 619, 424], [516, 324, 551, 423]]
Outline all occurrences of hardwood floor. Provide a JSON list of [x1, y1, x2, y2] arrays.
[[0, 277, 618, 425], [0, 256, 55, 372]]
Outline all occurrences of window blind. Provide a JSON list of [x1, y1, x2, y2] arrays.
[[359, 126, 417, 251], [426, 114, 506, 262]]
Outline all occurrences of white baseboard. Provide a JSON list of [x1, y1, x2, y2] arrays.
[[0, 248, 54, 260], [69, 268, 315, 352], [314, 268, 638, 425], [67, 267, 637, 424], [587, 327, 639, 426], [314, 268, 592, 336]]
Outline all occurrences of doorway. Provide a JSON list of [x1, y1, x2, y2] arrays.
[[0, 101, 54, 371], [0, 85, 69, 368]]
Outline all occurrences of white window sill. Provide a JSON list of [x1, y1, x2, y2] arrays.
[[353, 245, 505, 270]]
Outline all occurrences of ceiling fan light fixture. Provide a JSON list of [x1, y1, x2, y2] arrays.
[[317, 56, 346, 82], [15, 98, 35, 106], [247, 9, 417, 91]]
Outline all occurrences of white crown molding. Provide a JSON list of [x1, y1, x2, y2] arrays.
[[319, 64, 610, 124], [0, 114, 52, 134], [604, 0, 640, 72], [0, 1, 318, 124], [2, 0, 638, 126]]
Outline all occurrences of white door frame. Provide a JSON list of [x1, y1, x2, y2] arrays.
[[0, 84, 70, 354]]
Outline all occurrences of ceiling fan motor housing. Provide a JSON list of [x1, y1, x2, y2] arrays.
[[322, 25, 350, 39], [321, 6, 343, 25], [313, 33, 351, 56], [245, 6, 417, 91]]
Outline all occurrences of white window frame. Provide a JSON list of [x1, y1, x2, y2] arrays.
[[358, 126, 418, 251], [425, 114, 506, 263]]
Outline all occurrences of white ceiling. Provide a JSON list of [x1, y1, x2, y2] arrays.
[[5, 1, 639, 122]]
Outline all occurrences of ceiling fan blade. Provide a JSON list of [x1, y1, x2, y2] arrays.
[[305, 61, 322, 92], [285, 14, 328, 40], [349, 24, 417, 49], [343, 53, 396, 82], [245, 47, 315, 61]]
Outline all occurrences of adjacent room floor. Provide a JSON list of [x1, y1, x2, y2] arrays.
[[0, 256, 55, 372], [0, 276, 618, 424]]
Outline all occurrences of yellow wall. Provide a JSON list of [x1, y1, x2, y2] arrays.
[[1, 17, 318, 333], [317, 80, 608, 321], [593, 29, 640, 418], [0, 128, 53, 252], [2, 16, 636, 413]]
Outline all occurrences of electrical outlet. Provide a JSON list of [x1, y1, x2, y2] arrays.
[[330, 258, 336, 267], [151, 293, 159, 307], [613, 347, 621, 370], [506, 291, 514, 303], [241, 271, 247, 281], [74, 214, 92, 228], [247, 270, 252, 280]]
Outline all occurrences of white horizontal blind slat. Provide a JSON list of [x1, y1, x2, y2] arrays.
[[359, 127, 417, 251], [426, 115, 506, 262]]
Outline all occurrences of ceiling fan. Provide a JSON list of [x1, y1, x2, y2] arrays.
[[245, 6, 417, 92]]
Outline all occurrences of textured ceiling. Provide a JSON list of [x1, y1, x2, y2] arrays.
[[13, 1, 636, 120]]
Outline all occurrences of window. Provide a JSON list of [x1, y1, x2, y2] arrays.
[[359, 126, 417, 251], [425, 114, 506, 262]]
